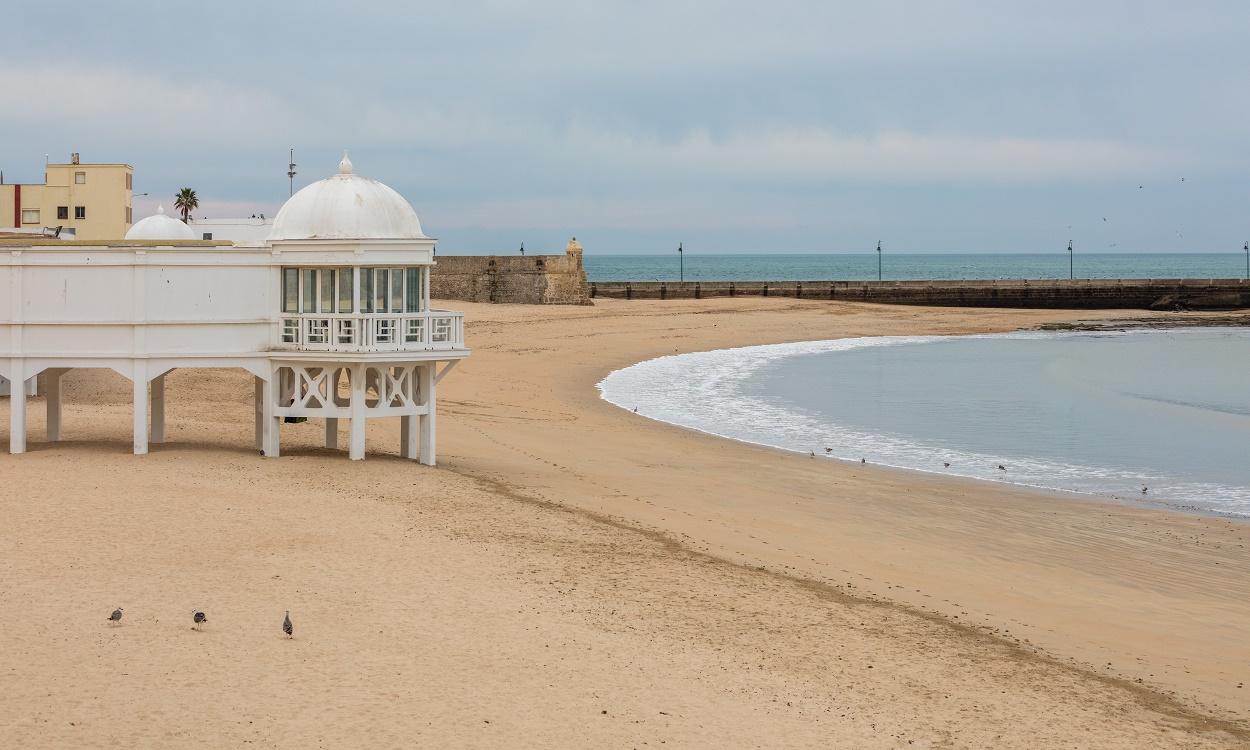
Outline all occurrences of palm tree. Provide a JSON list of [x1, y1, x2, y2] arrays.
[[174, 188, 199, 223]]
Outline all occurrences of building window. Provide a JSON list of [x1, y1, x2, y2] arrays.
[[74, 206, 86, 219], [283, 267, 357, 315], [357, 267, 424, 314], [126, 207, 132, 224], [125, 173, 132, 190], [21, 209, 40, 224], [57, 206, 69, 220], [202, 232, 212, 240], [75, 171, 86, 184]]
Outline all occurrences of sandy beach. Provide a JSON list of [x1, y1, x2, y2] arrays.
[[3, 297, 1248, 748]]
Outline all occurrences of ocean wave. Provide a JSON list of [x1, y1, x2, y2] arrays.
[[598, 331, 1250, 518]]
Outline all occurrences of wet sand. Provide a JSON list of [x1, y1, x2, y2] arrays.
[[2, 298, 1247, 748]]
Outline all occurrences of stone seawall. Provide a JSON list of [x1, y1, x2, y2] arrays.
[[588, 278, 1250, 310], [431, 251, 591, 305]]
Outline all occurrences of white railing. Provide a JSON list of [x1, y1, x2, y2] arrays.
[[276, 311, 464, 352]]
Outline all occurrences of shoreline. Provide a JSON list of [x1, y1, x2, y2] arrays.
[[4, 297, 1249, 746], [596, 325, 1250, 521]]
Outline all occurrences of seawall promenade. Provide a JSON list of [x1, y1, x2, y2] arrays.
[[588, 278, 1250, 310]]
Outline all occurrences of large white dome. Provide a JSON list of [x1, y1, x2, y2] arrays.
[[269, 153, 425, 241], [125, 204, 196, 241]]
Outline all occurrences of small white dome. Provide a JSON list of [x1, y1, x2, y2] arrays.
[[269, 153, 425, 241], [125, 204, 197, 241]]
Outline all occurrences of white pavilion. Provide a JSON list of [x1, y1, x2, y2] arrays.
[[0, 154, 468, 463]]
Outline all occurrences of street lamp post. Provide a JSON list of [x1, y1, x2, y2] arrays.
[[876, 240, 882, 281], [1244, 242, 1248, 280], [1067, 239, 1074, 280], [678, 242, 684, 283]]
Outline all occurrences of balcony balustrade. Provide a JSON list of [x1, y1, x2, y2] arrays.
[[276, 310, 464, 353]]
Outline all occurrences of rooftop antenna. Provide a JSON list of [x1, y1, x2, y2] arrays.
[[287, 147, 297, 197]]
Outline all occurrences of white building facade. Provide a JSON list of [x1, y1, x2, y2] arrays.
[[1, 155, 467, 463]]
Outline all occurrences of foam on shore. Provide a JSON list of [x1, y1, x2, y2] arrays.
[[599, 330, 1250, 517]]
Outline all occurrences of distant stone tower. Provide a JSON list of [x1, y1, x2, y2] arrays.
[[565, 236, 583, 270]]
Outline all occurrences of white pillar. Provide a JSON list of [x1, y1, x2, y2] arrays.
[[9, 359, 27, 454], [325, 418, 338, 450], [349, 366, 367, 460], [262, 372, 279, 457], [419, 363, 436, 466], [254, 376, 264, 451], [132, 361, 148, 456], [45, 369, 62, 442], [400, 415, 417, 459], [349, 365, 366, 460], [151, 373, 166, 443]]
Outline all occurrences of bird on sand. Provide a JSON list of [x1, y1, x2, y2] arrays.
[[809, 451, 815, 458], [192, 610, 207, 630], [860, 458, 866, 464], [108, 608, 124, 625], [943, 462, 951, 468], [283, 611, 294, 638], [997, 464, 1007, 471], [825, 447, 833, 454], [1142, 486, 1149, 495]]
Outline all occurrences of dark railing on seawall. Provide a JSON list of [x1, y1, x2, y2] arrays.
[[587, 278, 1250, 310]]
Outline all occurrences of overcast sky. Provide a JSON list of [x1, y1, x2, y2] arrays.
[[3, 1, 1248, 254]]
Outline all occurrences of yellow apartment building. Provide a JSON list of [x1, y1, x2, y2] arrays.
[[0, 154, 133, 240]]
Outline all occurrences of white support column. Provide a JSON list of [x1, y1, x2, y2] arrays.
[[422, 266, 431, 311], [9, 359, 27, 454], [262, 371, 279, 457], [325, 418, 339, 450], [151, 373, 166, 443], [132, 361, 148, 456], [400, 415, 416, 459], [349, 364, 366, 460], [419, 363, 436, 466], [254, 376, 264, 451], [45, 369, 62, 442]]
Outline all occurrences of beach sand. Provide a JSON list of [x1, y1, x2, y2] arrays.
[[2, 298, 1248, 748]]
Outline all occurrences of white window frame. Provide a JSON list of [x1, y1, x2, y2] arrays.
[[20, 209, 39, 224]]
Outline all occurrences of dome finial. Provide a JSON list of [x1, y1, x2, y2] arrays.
[[338, 151, 353, 175], [157, 203, 165, 215]]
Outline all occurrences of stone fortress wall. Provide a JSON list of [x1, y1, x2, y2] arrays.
[[430, 238, 592, 305], [587, 278, 1250, 310]]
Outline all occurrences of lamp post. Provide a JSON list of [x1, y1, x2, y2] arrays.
[[287, 148, 297, 197], [678, 242, 684, 283], [1067, 239, 1074, 280], [876, 240, 882, 281], [1244, 242, 1248, 280]]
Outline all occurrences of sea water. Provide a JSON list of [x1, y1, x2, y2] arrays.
[[584, 253, 1250, 282], [598, 328, 1250, 517]]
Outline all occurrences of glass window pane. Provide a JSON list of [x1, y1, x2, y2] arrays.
[[282, 268, 298, 313], [338, 267, 353, 313], [375, 269, 389, 312], [320, 269, 335, 313], [302, 269, 316, 312], [360, 269, 374, 313], [405, 268, 419, 312], [391, 268, 404, 312]]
